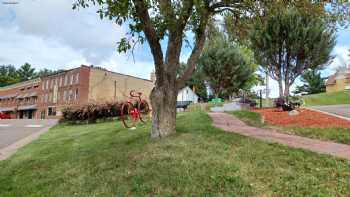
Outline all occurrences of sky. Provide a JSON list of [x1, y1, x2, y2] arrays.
[[1, 0, 349, 98]]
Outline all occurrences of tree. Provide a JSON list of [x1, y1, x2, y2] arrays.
[[199, 35, 257, 98], [74, 0, 349, 138], [294, 70, 326, 95], [0, 65, 20, 87], [250, 7, 335, 98], [17, 63, 36, 81]]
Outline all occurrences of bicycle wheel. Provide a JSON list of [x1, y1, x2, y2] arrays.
[[138, 100, 151, 123], [120, 102, 136, 128]]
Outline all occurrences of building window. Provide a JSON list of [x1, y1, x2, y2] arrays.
[[70, 75, 74, 85], [63, 90, 67, 101], [44, 94, 48, 103], [75, 89, 79, 100], [68, 89, 73, 101], [64, 75, 68, 86], [59, 77, 63, 87], [46, 80, 49, 90], [75, 73, 79, 84], [57, 91, 60, 102], [48, 107, 56, 116]]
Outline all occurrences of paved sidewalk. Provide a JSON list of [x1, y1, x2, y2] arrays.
[[309, 105, 350, 120], [209, 112, 350, 160], [0, 119, 58, 161]]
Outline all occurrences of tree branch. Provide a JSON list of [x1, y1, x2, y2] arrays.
[[164, 1, 194, 72], [134, 0, 164, 78], [176, 12, 209, 89]]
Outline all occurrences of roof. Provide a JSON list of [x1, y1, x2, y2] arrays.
[[0, 78, 41, 91], [18, 104, 37, 111], [0, 107, 15, 112], [326, 74, 336, 85], [16, 92, 38, 99], [0, 94, 18, 100]]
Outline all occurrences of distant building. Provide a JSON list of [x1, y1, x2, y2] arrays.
[[326, 68, 350, 93], [177, 86, 199, 104], [0, 65, 154, 119]]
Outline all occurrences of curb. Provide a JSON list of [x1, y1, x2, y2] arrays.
[[305, 107, 350, 122]]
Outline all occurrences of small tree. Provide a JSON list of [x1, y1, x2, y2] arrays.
[[294, 70, 326, 95], [250, 8, 335, 97], [199, 35, 257, 98], [0, 65, 20, 87], [17, 63, 36, 81]]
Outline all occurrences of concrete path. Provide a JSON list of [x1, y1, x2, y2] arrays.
[[310, 104, 350, 119], [209, 112, 350, 160], [0, 119, 58, 161]]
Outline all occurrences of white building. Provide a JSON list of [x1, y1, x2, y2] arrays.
[[177, 86, 199, 103]]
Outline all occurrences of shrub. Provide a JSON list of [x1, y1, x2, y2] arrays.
[[61, 101, 123, 123], [273, 96, 303, 111]]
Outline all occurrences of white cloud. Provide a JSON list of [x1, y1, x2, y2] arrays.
[[328, 45, 350, 72], [5, 0, 126, 64], [100, 54, 155, 80], [0, 26, 88, 69], [0, 0, 155, 78]]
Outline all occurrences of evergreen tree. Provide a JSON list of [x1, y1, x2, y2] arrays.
[[250, 8, 335, 97], [294, 70, 326, 95], [0, 65, 20, 87], [17, 63, 36, 81], [198, 34, 257, 98]]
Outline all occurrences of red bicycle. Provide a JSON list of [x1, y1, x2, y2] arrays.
[[120, 90, 151, 128]]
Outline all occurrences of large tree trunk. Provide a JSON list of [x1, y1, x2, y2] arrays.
[[278, 78, 284, 98], [150, 72, 178, 139], [284, 83, 290, 97]]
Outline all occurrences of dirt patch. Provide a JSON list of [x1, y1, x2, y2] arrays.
[[253, 108, 350, 128]]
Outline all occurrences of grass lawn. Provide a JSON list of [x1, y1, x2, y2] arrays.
[[1, 108, 350, 196], [232, 110, 350, 145], [303, 91, 350, 106]]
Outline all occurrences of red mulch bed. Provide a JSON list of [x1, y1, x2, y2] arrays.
[[252, 108, 350, 128]]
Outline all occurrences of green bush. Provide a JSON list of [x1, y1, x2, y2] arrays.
[[61, 102, 123, 123]]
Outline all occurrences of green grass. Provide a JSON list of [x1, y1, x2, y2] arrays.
[[303, 91, 350, 106], [282, 127, 350, 145], [231, 110, 264, 127], [1, 108, 350, 196], [232, 110, 350, 145]]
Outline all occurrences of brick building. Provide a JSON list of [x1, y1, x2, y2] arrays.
[[0, 65, 154, 119]]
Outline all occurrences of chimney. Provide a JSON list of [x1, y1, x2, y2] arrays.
[[150, 71, 156, 83]]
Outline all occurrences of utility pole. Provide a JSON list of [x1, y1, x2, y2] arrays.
[[265, 71, 270, 107]]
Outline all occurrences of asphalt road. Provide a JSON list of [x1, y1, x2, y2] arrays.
[[0, 119, 58, 149], [310, 104, 350, 119]]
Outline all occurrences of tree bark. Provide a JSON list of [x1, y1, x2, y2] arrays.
[[150, 71, 177, 139], [278, 78, 284, 98], [284, 83, 290, 97]]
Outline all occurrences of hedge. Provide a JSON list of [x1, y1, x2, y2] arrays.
[[61, 102, 124, 123]]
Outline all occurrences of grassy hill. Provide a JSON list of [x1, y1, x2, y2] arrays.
[[303, 91, 350, 106], [1, 107, 350, 196]]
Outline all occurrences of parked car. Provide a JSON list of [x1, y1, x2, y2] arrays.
[[0, 112, 11, 119]]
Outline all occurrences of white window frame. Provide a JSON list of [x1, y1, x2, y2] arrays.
[[75, 73, 79, 84]]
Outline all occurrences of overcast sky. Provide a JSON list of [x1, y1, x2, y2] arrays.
[[1, 0, 349, 97]]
